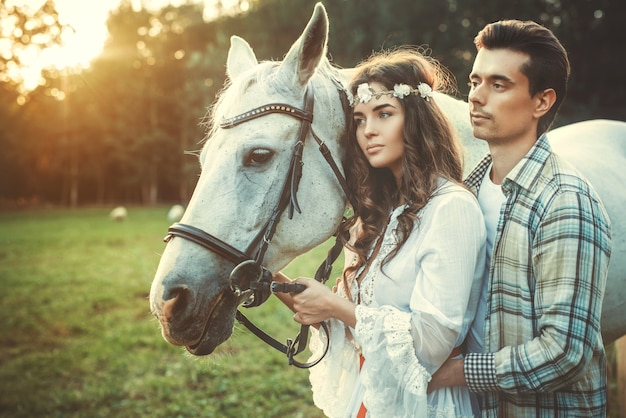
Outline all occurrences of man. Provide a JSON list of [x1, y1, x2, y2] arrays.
[[429, 20, 612, 417]]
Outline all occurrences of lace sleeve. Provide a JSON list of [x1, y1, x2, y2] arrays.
[[308, 319, 360, 418], [354, 304, 430, 417]]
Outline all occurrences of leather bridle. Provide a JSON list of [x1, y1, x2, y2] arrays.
[[164, 82, 354, 368]]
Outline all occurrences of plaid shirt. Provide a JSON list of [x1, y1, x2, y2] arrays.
[[463, 134, 611, 417]]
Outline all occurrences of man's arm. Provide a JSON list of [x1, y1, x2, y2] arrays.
[[428, 358, 466, 393]]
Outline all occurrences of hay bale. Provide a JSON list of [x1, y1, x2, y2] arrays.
[[109, 206, 128, 221], [167, 204, 185, 222]]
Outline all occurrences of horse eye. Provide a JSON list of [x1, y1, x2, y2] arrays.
[[245, 148, 273, 166]]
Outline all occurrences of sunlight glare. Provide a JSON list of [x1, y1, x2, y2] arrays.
[[2, 0, 121, 92], [6, 0, 245, 92], [50, 0, 122, 69]]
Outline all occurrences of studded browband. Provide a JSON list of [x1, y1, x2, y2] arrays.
[[220, 103, 313, 129]]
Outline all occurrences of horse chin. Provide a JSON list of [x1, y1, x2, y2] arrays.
[[185, 289, 238, 356]]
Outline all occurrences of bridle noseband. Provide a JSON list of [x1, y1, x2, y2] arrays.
[[164, 82, 353, 368]]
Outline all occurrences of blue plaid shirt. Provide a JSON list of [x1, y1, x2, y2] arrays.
[[463, 134, 611, 417]]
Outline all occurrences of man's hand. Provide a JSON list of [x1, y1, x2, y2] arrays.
[[428, 358, 467, 393]]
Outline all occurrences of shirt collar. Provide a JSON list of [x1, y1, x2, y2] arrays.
[[504, 134, 552, 193], [464, 134, 552, 194]]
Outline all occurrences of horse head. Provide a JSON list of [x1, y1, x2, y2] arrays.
[[149, 3, 349, 355]]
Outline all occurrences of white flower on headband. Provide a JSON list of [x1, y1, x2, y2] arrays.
[[417, 82, 433, 101], [393, 84, 412, 99], [354, 82, 434, 105], [356, 83, 373, 104]]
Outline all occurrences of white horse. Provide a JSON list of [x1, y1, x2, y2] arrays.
[[150, 3, 626, 358]]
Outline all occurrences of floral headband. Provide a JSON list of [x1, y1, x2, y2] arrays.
[[349, 82, 434, 106]]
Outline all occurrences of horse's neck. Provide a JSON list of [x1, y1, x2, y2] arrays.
[[433, 92, 488, 174]]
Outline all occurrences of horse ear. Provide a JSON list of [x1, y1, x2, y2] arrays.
[[226, 36, 258, 80], [278, 2, 329, 88]]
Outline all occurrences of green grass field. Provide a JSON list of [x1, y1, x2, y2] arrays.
[[0, 208, 619, 417], [0, 207, 329, 417]]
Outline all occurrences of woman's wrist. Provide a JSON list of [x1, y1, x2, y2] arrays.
[[273, 271, 290, 283], [272, 272, 295, 311], [331, 294, 357, 328]]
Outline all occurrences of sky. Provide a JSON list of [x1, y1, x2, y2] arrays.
[[4, 0, 246, 91]]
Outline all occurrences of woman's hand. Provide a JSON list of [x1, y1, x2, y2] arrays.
[[292, 277, 356, 327]]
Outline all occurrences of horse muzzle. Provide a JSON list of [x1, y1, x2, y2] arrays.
[[151, 273, 238, 355]]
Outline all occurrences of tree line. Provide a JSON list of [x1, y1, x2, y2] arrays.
[[1, 0, 624, 207]]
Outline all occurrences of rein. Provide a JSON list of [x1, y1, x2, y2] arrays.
[[165, 82, 353, 368]]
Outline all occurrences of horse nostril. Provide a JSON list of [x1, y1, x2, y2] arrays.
[[162, 285, 192, 320]]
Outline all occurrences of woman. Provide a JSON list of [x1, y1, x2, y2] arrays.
[[275, 48, 486, 417]]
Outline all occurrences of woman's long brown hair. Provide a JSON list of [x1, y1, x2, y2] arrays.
[[338, 48, 464, 300]]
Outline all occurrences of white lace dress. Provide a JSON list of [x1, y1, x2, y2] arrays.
[[308, 181, 487, 418]]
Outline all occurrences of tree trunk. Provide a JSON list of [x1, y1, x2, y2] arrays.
[[69, 139, 79, 208], [149, 158, 158, 205], [179, 116, 190, 203], [148, 91, 159, 206]]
